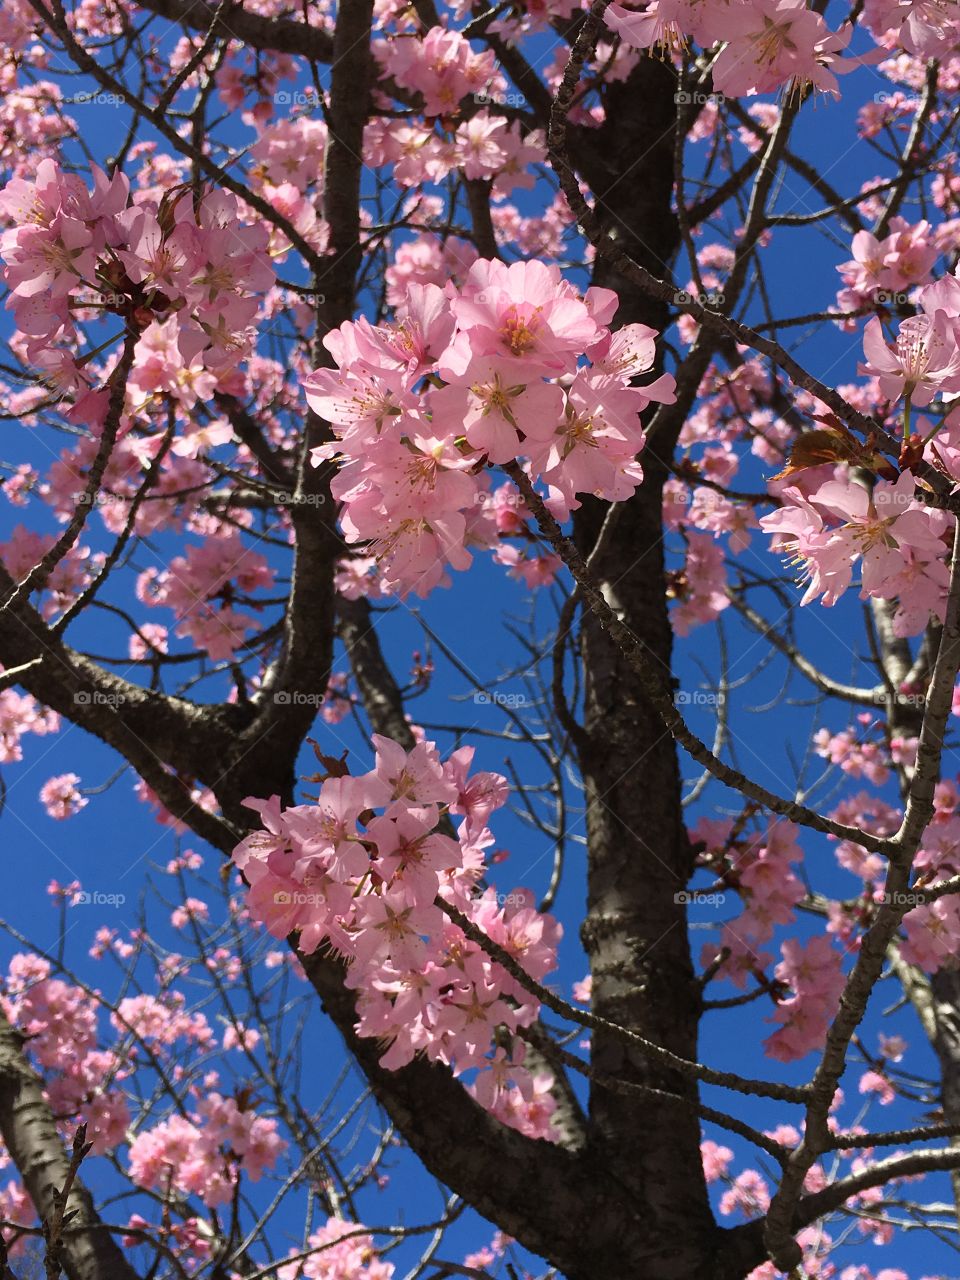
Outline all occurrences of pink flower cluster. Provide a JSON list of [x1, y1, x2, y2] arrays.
[[0, 677, 58, 764], [304, 261, 674, 597], [836, 220, 937, 319], [136, 533, 274, 660], [839, 259, 960, 415], [669, 531, 731, 635], [605, 0, 863, 98], [0, 525, 102, 620], [360, 35, 546, 195], [0, 160, 274, 400], [113, 990, 214, 1048], [814, 724, 894, 787], [760, 470, 952, 633], [861, 311, 960, 406], [10, 882, 293, 1220], [764, 934, 846, 1061], [378, 26, 496, 117], [3, 953, 131, 1156], [698, 819, 803, 995], [233, 733, 563, 1137], [38, 771, 87, 819], [863, 0, 960, 56], [708, 1103, 944, 1278], [690, 819, 870, 1062], [900, 895, 960, 969], [278, 1217, 394, 1280], [127, 1091, 285, 1206]]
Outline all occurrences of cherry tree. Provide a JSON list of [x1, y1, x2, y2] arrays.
[[0, 0, 960, 1276]]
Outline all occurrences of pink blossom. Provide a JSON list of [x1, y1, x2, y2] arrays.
[[701, 1139, 734, 1182], [39, 772, 87, 820], [233, 734, 561, 1130], [860, 312, 960, 406]]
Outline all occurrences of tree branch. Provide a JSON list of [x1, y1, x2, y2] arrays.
[[0, 1012, 141, 1280]]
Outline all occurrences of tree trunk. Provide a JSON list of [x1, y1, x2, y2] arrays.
[[569, 57, 719, 1278]]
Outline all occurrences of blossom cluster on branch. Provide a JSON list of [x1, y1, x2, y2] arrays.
[[303, 261, 674, 596], [233, 732, 563, 1138]]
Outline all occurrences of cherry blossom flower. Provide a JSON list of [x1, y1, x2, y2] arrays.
[[39, 772, 87, 819], [860, 311, 960, 406]]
